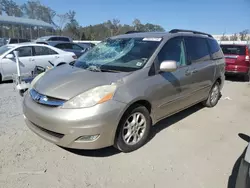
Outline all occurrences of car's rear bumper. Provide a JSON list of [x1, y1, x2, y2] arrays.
[[226, 65, 249, 75], [23, 93, 126, 149]]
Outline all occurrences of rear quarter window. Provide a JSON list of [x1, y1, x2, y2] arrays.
[[207, 39, 224, 60]]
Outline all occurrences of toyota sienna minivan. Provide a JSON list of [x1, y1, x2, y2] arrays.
[[23, 29, 225, 152]]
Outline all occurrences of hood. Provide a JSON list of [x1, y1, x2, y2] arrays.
[[34, 64, 131, 100]]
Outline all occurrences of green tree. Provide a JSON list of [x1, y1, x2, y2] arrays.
[[239, 29, 249, 41], [63, 11, 81, 39], [230, 33, 238, 41], [22, 0, 56, 25], [143, 23, 165, 32], [132, 18, 143, 31], [220, 33, 229, 41], [56, 13, 69, 35], [0, 0, 23, 17]]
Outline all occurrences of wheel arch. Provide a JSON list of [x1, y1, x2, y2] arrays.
[[56, 62, 67, 66], [112, 99, 153, 144]]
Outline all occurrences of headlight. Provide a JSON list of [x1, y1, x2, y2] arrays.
[[62, 85, 117, 109]]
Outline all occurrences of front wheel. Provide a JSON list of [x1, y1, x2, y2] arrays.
[[114, 105, 151, 153], [202, 82, 221, 108]]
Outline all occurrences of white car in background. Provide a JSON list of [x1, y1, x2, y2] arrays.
[[0, 43, 77, 82]]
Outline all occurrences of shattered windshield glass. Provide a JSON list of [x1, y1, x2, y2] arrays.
[[74, 37, 161, 72]]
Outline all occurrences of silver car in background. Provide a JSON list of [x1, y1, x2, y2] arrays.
[[0, 43, 76, 82], [23, 29, 225, 152]]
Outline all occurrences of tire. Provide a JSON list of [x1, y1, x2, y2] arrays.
[[243, 74, 250, 82], [114, 105, 152, 153], [235, 158, 250, 188], [202, 82, 221, 108]]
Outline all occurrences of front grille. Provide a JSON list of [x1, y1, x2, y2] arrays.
[[30, 89, 65, 107], [31, 122, 64, 139]]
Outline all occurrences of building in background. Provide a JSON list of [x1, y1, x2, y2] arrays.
[[0, 15, 54, 40]]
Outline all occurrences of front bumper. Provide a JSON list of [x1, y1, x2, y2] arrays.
[[23, 93, 126, 149]]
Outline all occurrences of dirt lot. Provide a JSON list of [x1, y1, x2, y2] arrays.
[[0, 79, 250, 188]]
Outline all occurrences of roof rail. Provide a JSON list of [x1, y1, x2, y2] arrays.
[[125, 31, 143, 34], [169, 29, 213, 38]]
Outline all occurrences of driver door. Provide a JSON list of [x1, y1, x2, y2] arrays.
[[151, 37, 194, 120]]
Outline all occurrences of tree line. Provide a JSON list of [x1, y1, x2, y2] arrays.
[[0, 0, 165, 40], [1, 0, 249, 41], [220, 30, 250, 41]]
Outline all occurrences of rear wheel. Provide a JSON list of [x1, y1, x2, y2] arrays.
[[114, 105, 151, 153], [243, 73, 250, 82], [202, 82, 221, 108]]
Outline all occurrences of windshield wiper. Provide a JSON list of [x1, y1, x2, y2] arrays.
[[86, 65, 101, 72], [100, 68, 122, 73]]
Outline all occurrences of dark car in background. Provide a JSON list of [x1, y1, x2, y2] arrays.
[[220, 44, 250, 81], [76, 42, 95, 51], [36, 41, 87, 58], [35, 36, 73, 43]]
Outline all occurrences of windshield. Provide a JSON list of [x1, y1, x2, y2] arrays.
[[220, 45, 246, 55], [0, 45, 13, 55], [74, 37, 161, 72]]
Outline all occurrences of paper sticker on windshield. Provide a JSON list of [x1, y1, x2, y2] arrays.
[[143, 37, 162, 42]]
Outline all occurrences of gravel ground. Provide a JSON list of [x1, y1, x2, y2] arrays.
[[0, 79, 250, 188]]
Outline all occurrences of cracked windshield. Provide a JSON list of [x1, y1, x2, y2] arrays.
[[0, 0, 250, 188]]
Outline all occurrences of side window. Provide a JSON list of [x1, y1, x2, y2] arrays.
[[185, 37, 210, 62], [158, 37, 187, 67], [55, 43, 67, 49], [72, 44, 83, 50], [34, 46, 58, 56], [207, 39, 223, 60], [59, 37, 70, 42], [47, 48, 58, 55], [15, 46, 33, 57]]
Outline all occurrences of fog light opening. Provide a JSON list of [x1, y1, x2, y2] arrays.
[[75, 134, 100, 142]]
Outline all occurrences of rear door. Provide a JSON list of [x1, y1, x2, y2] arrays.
[[33, 46, 59, 68], [184, 36, 215, 103]]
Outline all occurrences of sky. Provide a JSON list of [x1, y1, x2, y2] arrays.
[[16, 0, 250, 35]]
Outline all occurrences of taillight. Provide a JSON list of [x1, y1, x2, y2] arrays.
[[245, 46, 249, 61], [72, 55, 77, 59]]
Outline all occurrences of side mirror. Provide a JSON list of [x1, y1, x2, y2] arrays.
[[160, 60, 177, 72], [81, 49, 87, 53], [5, 54, 14, 59]]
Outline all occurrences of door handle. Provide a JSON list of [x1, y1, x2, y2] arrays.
[[30, 58, 35, 61], [192, 69, 198, 74], [185, 70, 192, 76]]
